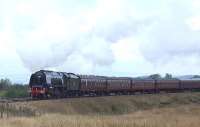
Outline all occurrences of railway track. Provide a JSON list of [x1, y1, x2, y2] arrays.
[[0, 90, 196, 103], [0, 93, 142, 103], [0, 95, 107, 103], [0, 97, 32, 103]]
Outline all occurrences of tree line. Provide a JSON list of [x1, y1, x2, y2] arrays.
[[149, 73, 173, 80], [0, 78, 28, 98]]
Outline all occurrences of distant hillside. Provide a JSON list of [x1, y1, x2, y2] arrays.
[[176, 75, 200, 80]]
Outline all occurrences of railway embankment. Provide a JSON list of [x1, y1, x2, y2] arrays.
[[1, 92, 200, 127], [0, 92, 199, 116]]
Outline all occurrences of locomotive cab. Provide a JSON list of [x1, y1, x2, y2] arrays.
[[62, 73, 81, 96]]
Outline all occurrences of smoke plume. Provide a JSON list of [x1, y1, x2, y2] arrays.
[[14, 0, 150, 73]]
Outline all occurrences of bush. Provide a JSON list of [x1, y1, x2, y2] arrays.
[[0, 78, 29, 98], [4, 85, 29, 98]]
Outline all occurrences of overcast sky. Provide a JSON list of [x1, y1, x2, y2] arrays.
[[0, 0, 200, 83]]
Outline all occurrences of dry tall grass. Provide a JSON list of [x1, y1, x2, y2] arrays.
[[1, 104, 200, 127], [1, 92, 200, 127], [14, 92, 200, 115]]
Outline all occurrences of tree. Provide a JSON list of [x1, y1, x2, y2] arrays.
[[165, 73, 173, 79], [0, 78, 12, 90], [149, 74, 162, 80], [193, 75, 200, 78]]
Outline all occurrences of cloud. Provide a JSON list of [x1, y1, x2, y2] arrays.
[[13, 0, 150, 72], [2, 0, 200, 83], [138, 0, 200, 64], [187, 16, 200, 31]]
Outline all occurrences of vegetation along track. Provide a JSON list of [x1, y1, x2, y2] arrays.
[[0, 90, 199, 103]]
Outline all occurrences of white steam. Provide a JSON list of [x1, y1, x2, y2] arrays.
[[14, 0, 150, 72], [8, 0, 200, 76]]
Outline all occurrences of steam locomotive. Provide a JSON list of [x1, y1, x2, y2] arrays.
[[29, 70, 200, 99]]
